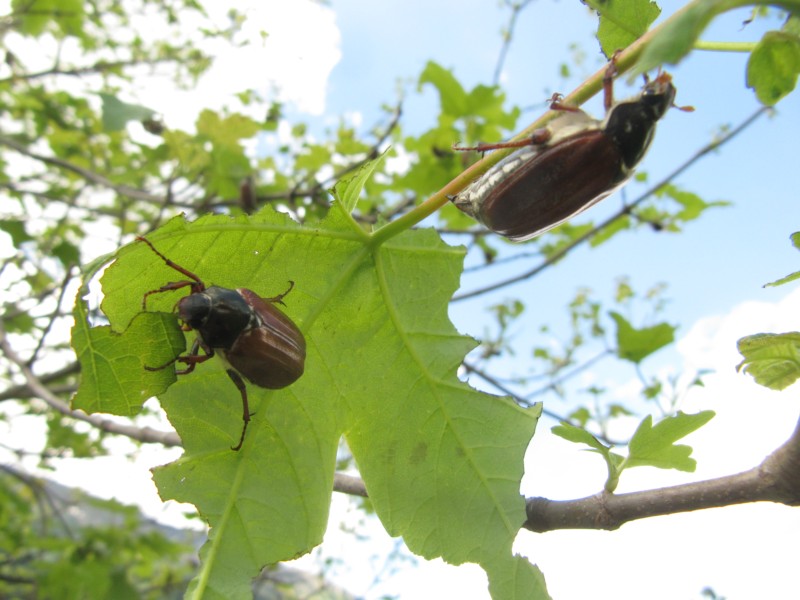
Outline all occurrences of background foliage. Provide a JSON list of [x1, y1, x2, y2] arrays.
[[1, 1, 798, 599]]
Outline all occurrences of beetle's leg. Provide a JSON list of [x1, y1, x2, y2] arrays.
[[136, 236, 206, 298], [451, 128, 552, 154], [225, 368, 251, 451], [173, 344, 215, 375], [142, 280, 200, 310], [602, 50, 622, 112], [546, 93, 581, 114], [144, 338, 214, 374], [262, 280, 295, 306], [455, 87, 602, 155]]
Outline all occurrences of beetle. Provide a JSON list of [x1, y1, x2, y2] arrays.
[[137, 236, 306, 451], [451, 56, 687, 241]]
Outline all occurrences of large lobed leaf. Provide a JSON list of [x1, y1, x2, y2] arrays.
[[72, 202, 546, 598]]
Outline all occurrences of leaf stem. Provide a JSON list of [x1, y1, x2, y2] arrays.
[[694, 41, 757, 52]]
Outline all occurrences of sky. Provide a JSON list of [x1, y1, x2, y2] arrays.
[[4, 1, 799, 598]]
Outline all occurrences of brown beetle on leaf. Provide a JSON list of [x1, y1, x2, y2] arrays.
[[137, 236, 306, 451]]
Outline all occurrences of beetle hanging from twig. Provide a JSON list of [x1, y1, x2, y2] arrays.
[[451, 54, 691, 241]]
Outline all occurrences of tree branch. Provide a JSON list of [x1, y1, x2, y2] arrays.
[[0, 58, 177, 85], [0, 135, 166, 204], [0, 320, 370, 496], [333, 472, 368, 497], [0, 321, 181, 447], [0, 361, 79, 401], [524, 415, 800, 532]]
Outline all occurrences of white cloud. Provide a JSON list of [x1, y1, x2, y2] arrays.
[[134, 0, 341, 131]]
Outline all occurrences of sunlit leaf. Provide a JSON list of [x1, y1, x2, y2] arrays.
[[99, 93, 157, 132], [552, 422, 624, 492], [609, 311, 675, 364], [747, 30, 800, 105], [587, 0, 660, 57], [626, 411, 715, 472], [764, 231, 800, 288], [737, 332, 800, 390], [71, 300, 185, 416]]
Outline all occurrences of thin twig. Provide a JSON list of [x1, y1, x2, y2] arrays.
[[493, 0, 536, 86], [0, 135, 167, 204], [0, 58, 178, 85], [0, 361, 80, 402], [462, 360, 622, 446], [26, 267, 74, 367]]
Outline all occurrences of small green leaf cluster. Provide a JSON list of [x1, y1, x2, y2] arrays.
[[737, 232, 800, 390], [553, 410, 715, 492]]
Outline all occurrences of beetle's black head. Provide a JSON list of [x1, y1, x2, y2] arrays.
[[638, 72, 677, 122], [177, 286, 253, 349], [604, 72, 677, 172]]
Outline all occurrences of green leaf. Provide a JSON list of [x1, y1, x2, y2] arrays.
[[737, 332, 800, 390], [665, 187, 730, 223], [3, 306, 35, 334], [551, 422, 624, 492], [609, 311, 675, 364], [588, 0, 660, 57], [71, 298, 186, 416], [488, 555, 550, 600], [552, 422, 608, 452], [589, 215, 631, 247], [765, 271, 800, 288], [765, 231, 800, 287], [12, 0, 84, 37], [626, 411, 715, 472], [52, 240, 81, 267], [747, 30, 800, 105], [46, 413, 99, 457], [196, 110, 260, 145], [99, 93, 157, 132], [465, 84, 519, 127], [332, 148, 389, 216], [193, 110, 261, 197], [91, 208, 545, 599], [418, 61, 469, 117], [0, 219, 34, 246]]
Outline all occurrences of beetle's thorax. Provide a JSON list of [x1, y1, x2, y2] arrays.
[[177, 285, 258, 350], [602, 77, 676, 171]]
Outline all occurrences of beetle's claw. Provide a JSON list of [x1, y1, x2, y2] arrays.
[[231, 426, 248, 451]]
